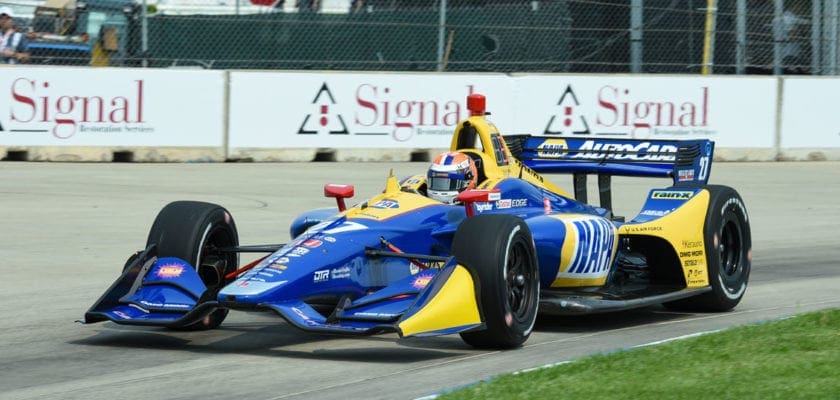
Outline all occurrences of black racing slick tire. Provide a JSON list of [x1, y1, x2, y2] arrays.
[[452, 214, 540, 349], [147, 201, 240, 330], [667, 185, 751, 311]]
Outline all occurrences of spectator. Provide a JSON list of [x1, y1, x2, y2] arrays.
[[0, 7, 29, 64], [779, 6, 809, 74]]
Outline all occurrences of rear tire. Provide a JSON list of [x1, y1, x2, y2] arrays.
[[452, 214, 539, 349], [665, 185, 751, 311], [147, 201, 239, 330]]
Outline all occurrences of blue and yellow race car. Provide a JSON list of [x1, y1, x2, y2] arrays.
[[84, 94, 751, 349]]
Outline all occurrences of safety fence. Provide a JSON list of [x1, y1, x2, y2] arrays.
[[5, 0, 836, 75]]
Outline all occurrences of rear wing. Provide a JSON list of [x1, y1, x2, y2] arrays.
[[505, 136, 715, 212]]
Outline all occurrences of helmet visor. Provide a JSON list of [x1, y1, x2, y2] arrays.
[[428, 172, 470, 191]]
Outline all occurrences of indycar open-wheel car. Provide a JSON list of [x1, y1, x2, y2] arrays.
[[84, 93, 751, 349]]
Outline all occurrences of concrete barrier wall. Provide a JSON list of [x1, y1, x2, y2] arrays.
[[1, 67, 837, 162]]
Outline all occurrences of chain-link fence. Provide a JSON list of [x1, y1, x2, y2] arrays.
[[2, 0, 835, 74]]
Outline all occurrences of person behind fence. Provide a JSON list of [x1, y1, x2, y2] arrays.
[[0, 7, 29, 64]]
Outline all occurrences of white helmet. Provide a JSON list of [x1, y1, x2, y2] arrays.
[[427, 151, 478, 203]]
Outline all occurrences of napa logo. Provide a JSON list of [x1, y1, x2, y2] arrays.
[[536, 139, 569, 158], [372, 199, 400, 209]]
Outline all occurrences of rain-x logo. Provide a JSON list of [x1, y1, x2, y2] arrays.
[[544, 84, 712, 137], [296, 82, 473, 142]]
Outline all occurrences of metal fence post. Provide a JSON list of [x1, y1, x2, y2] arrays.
[[437, 0, 447, 72], [812, 0, 822, 74], [772, 0, 783, 75], [141, 0, 148, 67], [630, 0, 643, 73], [701, 0, 717, 74], [828, 0, 838, 74], [736, 0, 746, 74]]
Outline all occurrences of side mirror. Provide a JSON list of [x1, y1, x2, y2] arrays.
[[324, 184, 354, 212], [457, 189, 500, 217]]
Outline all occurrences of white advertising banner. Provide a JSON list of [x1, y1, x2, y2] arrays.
[[228, 72, 515, 149], [0, 67, 225, 147], [511, 75, 777, 148], [780, 77, 840, 148]]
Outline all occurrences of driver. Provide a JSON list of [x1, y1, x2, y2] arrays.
[[427, 151, 478, 203]]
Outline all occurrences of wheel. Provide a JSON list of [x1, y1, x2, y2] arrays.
[[666, 185, 751, 311], [146, 201, 239, 330], [452, 214, 539, 349]]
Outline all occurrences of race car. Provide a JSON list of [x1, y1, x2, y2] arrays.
[[83, 93, 751, 349]]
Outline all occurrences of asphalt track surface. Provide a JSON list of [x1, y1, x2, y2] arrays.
[[1, 161, 838, 400]]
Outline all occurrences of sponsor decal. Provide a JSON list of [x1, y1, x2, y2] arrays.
[[155, 264, 184, 279], [488, 192, 502, 201], [290, 247, 310, 256], [640, 209, 670, 217], [7, 78, 149, 139], [320, 236, 336, 243], [625, 225, 663, 232], [331, 266, 351, 280], [677, 168, 695, 182], [303, 239, 322, 249], [682, 239, 703, 248], [412, 275, 433, 290], [543, 85, 711, 137], [113, 310, 131, 319], [269, 263, 288, 271], [651, 190, 694, 200], [536, 139, 569, 158], [496, 199, 528, 209], [351, 312, 400, 318], [237, 281, 250, 287], [679, 250, 704, 258], [313, 270, 330, 283], [571, 140, 677, 162], [475, 202, 493, 212], [297, 82, 476, 142], [565, 217, 617, 275], [291, 306, 318, 326], [139, 300, 191, 309], [544, 197, 552, 214], [722, 197, 749, 223], [372, 199, 400, 209]]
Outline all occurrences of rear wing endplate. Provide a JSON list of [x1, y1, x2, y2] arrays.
[[506, 136, 715, 212]]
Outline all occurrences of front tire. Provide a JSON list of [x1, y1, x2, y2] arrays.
[[667, 185, 751, 311], [147, 201, 240, 330], [452, 214, 539, 349]]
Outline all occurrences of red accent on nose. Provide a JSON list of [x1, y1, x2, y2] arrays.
[[321, 105, 328, 114], [565, 106, 572, 115]]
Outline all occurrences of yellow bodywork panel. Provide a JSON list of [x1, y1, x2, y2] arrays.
[[397, 264, 482, 337], [618, 189, 711, 287]]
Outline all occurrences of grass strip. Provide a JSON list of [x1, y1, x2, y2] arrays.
[[439, 308, 840, 400]]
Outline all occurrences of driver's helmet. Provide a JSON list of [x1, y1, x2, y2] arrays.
[[427, 151, 478, 203]]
